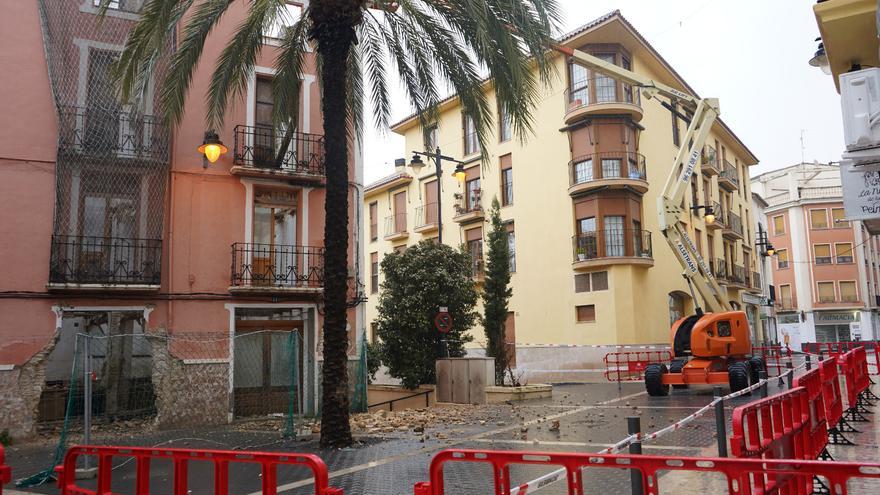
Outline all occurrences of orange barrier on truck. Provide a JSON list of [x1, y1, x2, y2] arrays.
[[0, 445, 10, 495], [413, 448, 880, 495], [752, 345, 792, 377], [603, 350, 672, 382], [793, 366, 830, 459], [728, 387, 812, 493], [54, 445, 342, 495]]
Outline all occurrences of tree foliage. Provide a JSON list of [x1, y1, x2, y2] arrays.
[[376, 241, 478, 389], [482, 198, 513, 385]]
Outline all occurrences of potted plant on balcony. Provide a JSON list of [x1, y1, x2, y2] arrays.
[[577, 246, 587, 261]]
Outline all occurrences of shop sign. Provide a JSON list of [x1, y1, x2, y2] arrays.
[[815, 312, 859, 324]]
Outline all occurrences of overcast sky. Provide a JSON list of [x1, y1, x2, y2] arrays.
[[361, 0, 844, 184]]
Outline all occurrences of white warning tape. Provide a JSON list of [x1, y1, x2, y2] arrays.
[[513, 363, 807, 494]]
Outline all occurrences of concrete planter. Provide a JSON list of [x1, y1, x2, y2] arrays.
[[485, 384, 553, 403]]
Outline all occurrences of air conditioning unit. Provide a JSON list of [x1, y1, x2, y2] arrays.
[[841, 67, 880, 151]]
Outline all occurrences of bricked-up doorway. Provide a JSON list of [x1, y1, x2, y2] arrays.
[[232, 319, 304, 418]]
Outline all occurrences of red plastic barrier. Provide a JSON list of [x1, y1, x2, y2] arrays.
[[729, 387, 812, 493], [603, 350, 672, 381], [852, 347, 871, 396], [793, 366, 829, 459], [413, 448, 880, 495], [0, 445, 10, 495], [819, 357, 844, 429], [802, 341, 880, 375], [55, 445, 342, 495], [753, 345, 792, 377], [838, 350, 861, 409]]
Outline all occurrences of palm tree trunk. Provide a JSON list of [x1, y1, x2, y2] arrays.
[[312, 8, 359, 449]]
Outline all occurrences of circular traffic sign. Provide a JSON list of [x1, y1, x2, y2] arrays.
[[434, 312, 453, 333]]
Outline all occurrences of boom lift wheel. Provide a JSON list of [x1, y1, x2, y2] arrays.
[[645, 363, 670, 397], [669, 359, 688, 389], [728, 361, 752, 394], [748, 357, 766, 384]]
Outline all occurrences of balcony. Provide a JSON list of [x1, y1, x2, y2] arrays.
[[48, 235, 161, 291], [718, 161, 740, 191], [568, 151, 648, 196], [454, 197, 484, 224], [701, 146, 719, 176], [750, 271, 762, 293], [722, 211, 744, 240], [776, 299, 796, 311], [713, 258, 728, 281], [706, 202, 725, 231], [571, 229, 653, 270], [413, 203, 439, 233], [384, 214, 409, 241], [231, 125, 325, 183], [728, 264, 748, 289], [229, 243, 323, 294], [563, 81, 643, 125], [57, 106, 169, 164], [470, 258, 485, 283]]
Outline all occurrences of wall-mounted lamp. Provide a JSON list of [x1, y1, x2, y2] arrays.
[[198, 130, 227, 167], [452, 163, 467, 183], [690, 204, 715, 224], [808, 38, 831, 75]]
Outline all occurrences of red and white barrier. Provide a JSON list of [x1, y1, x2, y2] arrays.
[[603, 350, 673, 382]]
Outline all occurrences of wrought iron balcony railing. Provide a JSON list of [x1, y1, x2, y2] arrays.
[[233, 125, 325, 176], [569, 151, 647, 186], [702, 146, 718, 169], [726, 211, 743, 236], [230, 243, 323, 288], [715, 258, 728, 280], [49, 235, 162, 286], [572, 229, 653, 262], [415, 203, 439, 228], [564, 77, 641, 112], [720, 161, 739, 188], [57, 106, 169, 163], [384, 214, 407, 237], [712, 202, 726, 227], [731, 264, 746, 285]]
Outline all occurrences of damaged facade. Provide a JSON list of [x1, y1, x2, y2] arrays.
[[0, 0, 365, 439]]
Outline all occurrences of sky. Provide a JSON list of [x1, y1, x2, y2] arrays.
[[360, 0, 845, 184]]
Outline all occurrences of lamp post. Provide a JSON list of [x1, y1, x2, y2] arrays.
[[408, 147, 466, 245], [755, 224, 775, 257]]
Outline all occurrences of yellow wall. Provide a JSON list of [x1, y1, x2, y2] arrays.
[[364, 18, 762, 349]]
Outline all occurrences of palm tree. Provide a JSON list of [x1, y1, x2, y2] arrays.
[[113, 0, 560, 448]]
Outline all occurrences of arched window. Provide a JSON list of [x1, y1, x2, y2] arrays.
[[669, 292, 688, 327]]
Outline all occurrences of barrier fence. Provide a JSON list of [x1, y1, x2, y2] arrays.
[[792, 365, 830, 459], [413, 449, 880, 495], [802, 341, 880, 375], [752, 345, 793, 377], [55, 445, 343, 495], [0, 445, 9, 495], [603, 350, 672, 382]]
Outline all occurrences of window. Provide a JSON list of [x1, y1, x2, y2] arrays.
[[621, 56, 634, 103], [369, 202, 378, 241], [576, 217, 597, 260], [814, 244, 832, 264], [777, 249, 789, 269], [370, 322, 378, 345], [772, 215, 785, 236], [370, 252, 379, 294], [575, 274, 590, 292], [671, 101, 681, 147], [779, 284, 793, 308], [463, 115, 478, 156], [810, 209, 828, 229], [836, 243, 854, 263], [573, 158, 593, 184], [703, 178, 711, 204], [591, 271, 608, 291], [424, 124, 438, 151], [501, 155, 513, 206], [576, 305, 596, 323], [840, 281, 858, 302], [466, 177, 481, 211], [832, 208, 849, 228], [468, 238, 484, 277], [506, 224, 516, 272], [95, 0, 121, 9], [818, 281, 836, 303], [669, 292, 686, 326], [575, 272, 608, 292], [604, 216, 625, 257], [601, 158, 622, 179], [264, 2, 303, 39], [568, 61, 589, 104], [695, 229, 703, 256], [499, 107, 512, 142], [594, 54, 617, 102]]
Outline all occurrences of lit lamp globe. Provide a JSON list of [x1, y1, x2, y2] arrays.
[[809, 41, 831, 76], [198, 131, 228, 164], [452, 163, 467, 183], [703, 208, 716, 225], [766, 245, 776, 257]]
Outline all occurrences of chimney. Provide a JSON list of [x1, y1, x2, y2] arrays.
[[394, 158, 406, 173]]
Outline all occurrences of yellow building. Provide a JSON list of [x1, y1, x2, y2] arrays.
[[364, 11, 763, 377]]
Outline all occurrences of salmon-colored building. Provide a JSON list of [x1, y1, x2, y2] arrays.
[[752, 162, 880, 349], [0, 1, 364, 439]]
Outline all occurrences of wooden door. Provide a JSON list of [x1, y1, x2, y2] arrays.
[[394, 191, 407, 232]]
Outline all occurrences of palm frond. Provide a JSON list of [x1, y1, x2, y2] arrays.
[[159, 0, 233, 127], [272, 10, 310, 129], [358, 16, 391, 133], [345, 34, 365, 141]]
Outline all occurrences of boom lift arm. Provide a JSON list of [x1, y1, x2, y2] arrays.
[[555, 45, 732, 314]]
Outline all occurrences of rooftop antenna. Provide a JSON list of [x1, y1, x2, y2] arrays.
[[800, 129, 806, 165]]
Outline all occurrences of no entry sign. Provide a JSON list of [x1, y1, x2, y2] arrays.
[[434, 312, 453, 333]]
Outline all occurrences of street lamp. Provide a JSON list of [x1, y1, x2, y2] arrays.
[[755, 224, 776, 257], [408, 147, 465, 244], [198, 130, 228, 166], [808, 38, 831, 75], [690, 204, 715, 224]]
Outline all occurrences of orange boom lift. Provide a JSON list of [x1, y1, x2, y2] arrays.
[[555, 44, 764, 396]]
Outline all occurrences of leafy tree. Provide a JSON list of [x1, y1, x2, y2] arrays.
[[482, 198, 512, 385], [376, 241, 478, 389], [113, 0, 559, 448]]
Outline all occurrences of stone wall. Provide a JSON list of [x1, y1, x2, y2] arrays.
[[151, 339, 229, 429], [0, 337, 56, 440]]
